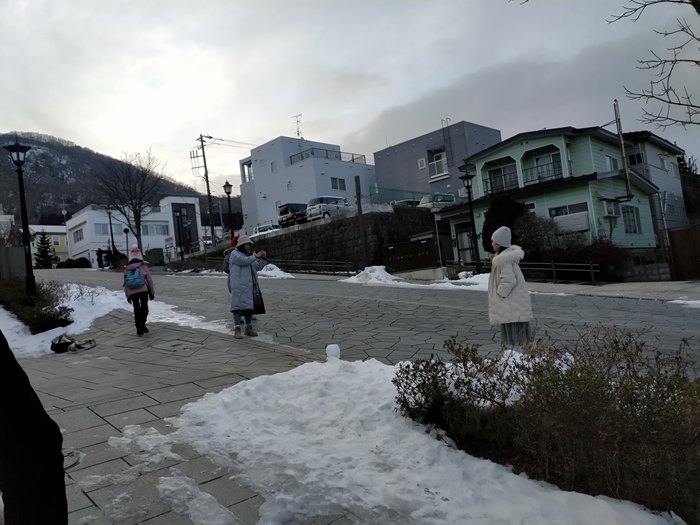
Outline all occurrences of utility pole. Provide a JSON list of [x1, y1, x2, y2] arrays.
[[355, 176, 368, 269], [196, 134, 216, 245]]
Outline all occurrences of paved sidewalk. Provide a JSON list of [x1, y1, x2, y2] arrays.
[[21, 310, 352, 524]]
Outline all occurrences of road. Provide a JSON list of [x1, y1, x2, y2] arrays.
[[34, 268, 700, 373]]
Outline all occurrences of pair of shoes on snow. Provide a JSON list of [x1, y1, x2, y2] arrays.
[[68, 339, 96, 352], [136, 324, 150, 336]]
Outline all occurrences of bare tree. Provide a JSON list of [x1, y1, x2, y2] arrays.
[[513, 1, 700, 129], [609, 1, 700, 129], [94, 149, 165, 252]]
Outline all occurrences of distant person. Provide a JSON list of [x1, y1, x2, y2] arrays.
[[487, 226, 533, 347], [0, 329, 68, 524], [222, 236, 240, 274], [228, 235, 267, 338], [123, 246, 155, 336], [96, 248, 104, 270]]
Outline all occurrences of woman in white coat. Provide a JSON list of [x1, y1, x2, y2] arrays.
[[487, 226, 533, 346]]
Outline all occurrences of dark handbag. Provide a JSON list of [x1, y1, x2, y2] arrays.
[[253, 284, 265, 314], [250, 266, 266, 314]]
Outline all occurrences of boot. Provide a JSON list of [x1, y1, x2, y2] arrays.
[[234, 325, 243, 339], [141, 324, 149, 334], [245, 324, 258, 337]]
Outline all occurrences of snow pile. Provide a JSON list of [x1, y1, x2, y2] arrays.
[[340, 265, 404, 284], [258, 263, 294, 279], [669, 299, 700, 309], [457, 271, 489, 291], [108, 357, 673, 525]]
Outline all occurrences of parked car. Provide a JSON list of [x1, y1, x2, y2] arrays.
[[306, 196, 355, 221], [253, 221, 279, 235], [278, 202, 308, 228], [391, 199, 421, 208], [416, 193, 456, 209]]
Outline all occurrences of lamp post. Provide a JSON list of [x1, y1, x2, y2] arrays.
[[223, 180, 233, 237], [458, 161, 482, 274], [3, 138, 36, 296], [174, 210, 184, 262], [123, 228, 130, 255], [106, 205, 117, 259], [61, 209, 69, 260]]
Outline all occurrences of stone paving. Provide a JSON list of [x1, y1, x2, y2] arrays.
[[15, 269, 700, 523]]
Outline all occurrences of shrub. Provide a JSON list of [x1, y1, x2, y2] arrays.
[[57, 257, 92, 269], [393, 328, 699, 523], [0, 279, 73, 334]]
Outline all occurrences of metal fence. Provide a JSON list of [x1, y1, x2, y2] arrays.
[[458, 260, 601, 283]]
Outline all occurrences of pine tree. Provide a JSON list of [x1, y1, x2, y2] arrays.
[[33, 231, 54, 269]]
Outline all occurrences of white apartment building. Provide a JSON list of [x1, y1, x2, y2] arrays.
[[65, 196, 203, 266], [238, 136, 376, 234]]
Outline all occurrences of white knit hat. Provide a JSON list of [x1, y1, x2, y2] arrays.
[[491, 226, 512, 248], [129, 246, 144, 261]]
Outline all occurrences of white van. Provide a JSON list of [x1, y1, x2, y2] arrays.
[[306, 196, 355, 221]]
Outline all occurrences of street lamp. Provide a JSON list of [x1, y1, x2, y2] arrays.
[[174, 210, 184, 262], [105, 205, 117, 259], [3, 138, 36, 296], [61, 209, 69, 260], [458, 161, 482, 274], [223, 180, 233, 237], [123, 227, 130, 256]]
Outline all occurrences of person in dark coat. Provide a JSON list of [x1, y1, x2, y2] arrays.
[[0, 329, 68, 524], [123, 246, 156, 335]]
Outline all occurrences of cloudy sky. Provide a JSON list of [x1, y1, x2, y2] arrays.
[[2, 0, 699, 194]]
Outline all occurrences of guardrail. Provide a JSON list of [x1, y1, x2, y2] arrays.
[[210, 257, 355, 276], [458, 260, 601, 283], [274, 259, 355, 276]]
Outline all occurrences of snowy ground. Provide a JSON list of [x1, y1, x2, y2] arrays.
[[1, 268, 694, 524]]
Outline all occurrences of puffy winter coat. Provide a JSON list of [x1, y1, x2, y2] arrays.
[[123, 260, 155, 300], [229, 249, 267, 311], [487, 245, 533, 325]]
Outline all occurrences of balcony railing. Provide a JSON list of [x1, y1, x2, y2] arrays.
[[290, 147, 366, 165], [482, 174, 520, 195], [522, 160, 570, 185]]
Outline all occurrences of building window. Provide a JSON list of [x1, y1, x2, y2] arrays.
[[628, 153, 644, 165], [622, 205, 642, 234], [549, 202, 588, 217], [605, 155, 619, 171], [605, 200, 621, 217], [52, 236, 60, 246], [142, 224, 170, 236], [73, 229, 83, 243], [659, 156, 668, 170], [417, 158, 426, 170], [331, 177, 346, 191], [525, 202, 536, 214], [535, 152, 562, 180], [94, 223, 109, 235], [487, 163, 518, 193], [428, 149, 447, 178]]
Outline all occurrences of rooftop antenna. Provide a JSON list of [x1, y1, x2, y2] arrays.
[[292, 113, 303, 140]]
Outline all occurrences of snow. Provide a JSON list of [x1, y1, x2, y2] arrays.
[[669, 298, 700, 309], [341, 265, 490, 291], [0, 277, 689, 524]]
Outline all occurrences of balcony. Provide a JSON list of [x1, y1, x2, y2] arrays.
[[522, 160, 569, 185], [290, 147, 366, 165], [482, 174, 520, 195]]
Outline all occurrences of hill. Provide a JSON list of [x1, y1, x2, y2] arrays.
[[0, 132, 242, 227]]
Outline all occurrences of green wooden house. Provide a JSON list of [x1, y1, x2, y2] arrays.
[[441, 126, 685, 265]]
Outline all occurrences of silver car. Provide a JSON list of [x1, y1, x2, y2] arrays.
[[306, 196, 355, 221]]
